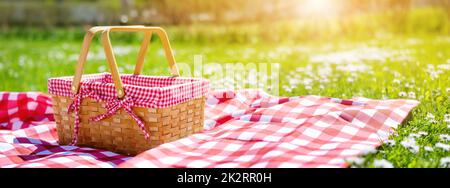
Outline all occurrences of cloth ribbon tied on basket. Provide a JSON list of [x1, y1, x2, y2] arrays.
[[68, 87, 150, 146]]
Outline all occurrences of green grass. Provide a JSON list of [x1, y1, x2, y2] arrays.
[[0, 28, 449, 167]]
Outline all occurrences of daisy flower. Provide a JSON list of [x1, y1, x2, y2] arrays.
[[424, 146, 434, 152], [439, 134, 450, 142], [346, 157, 365, 166], [444, 114, 450, 123], [398, 92, 407, 97], [436, 143, 450, 151], [401, 137, 419, 153], [417, 131, 428, 136], [384, 140, 396, 146], [441, 157, 450, 167], [373, 159, 394, 168], [426, 113, 437, 124]]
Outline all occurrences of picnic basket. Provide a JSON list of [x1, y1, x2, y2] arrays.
[[48, 26, 209, 155]]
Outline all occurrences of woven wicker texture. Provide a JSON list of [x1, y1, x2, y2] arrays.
[[52, 95, 205, 156]]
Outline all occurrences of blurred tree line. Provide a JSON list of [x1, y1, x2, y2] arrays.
[[0, 0, 448, 42], [0, 0, 448, 26]]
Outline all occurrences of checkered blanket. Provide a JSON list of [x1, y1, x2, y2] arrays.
[[0, 90, 418, 168]]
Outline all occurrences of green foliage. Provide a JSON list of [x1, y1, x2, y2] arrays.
[[1, 7, 448, 44]]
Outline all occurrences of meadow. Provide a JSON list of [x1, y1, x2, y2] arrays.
[[0, 7, 449, 168]]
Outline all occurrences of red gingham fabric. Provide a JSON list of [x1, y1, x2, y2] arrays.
[[0, 92, 54, 131], [48, 73, 210, 108], [0, 90, 418, 168], [118, 90, 419, 168], [0, 92, 130, 168]]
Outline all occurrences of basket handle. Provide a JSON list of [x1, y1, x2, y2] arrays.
[[71, 26, 180, 99]]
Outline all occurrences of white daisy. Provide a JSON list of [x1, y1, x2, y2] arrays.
[[373, 159, 394, 168], [424, 146, 433, 152], [408, 133, 421, 139], [444, 114, 450, 123], [417, 131, 428, 136], [439, 134, 450, 142], [426, 113, 437, 124], [401, 137, 419, 153], [346, 157, 365, 166], [436, 142, 450, 151], [384, 140, 396, 146], [440, 157, 450, 167], [398, 92, 407, 97]]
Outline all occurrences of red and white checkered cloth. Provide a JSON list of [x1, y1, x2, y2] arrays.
[[0, 92, 130, 168], [48, 73, 209, 108], [0, 90, 418, 168]]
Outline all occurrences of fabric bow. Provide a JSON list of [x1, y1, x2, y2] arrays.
[[90, 96, 150, 140], [68, 88, 149, 146]]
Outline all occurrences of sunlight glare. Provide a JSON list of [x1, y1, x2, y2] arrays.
[[300, 0, 337, 18]]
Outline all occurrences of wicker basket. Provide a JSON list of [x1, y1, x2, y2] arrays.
[[48, 26, 209, 155]]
